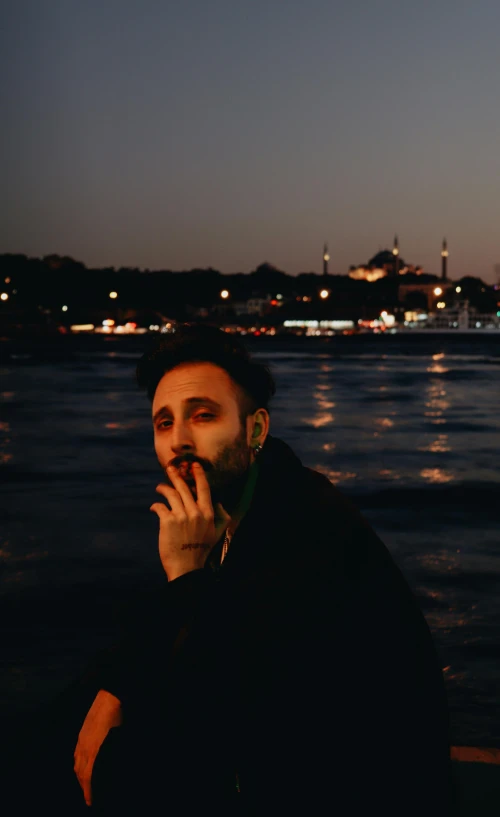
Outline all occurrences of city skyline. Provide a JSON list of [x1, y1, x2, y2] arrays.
[[2, 1, 499, 283], [0, 235, 474, 282]]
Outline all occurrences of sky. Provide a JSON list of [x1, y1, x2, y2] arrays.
[[2, 0, 499, 282]]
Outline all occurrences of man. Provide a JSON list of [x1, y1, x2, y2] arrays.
[[73, 324, 453, 815]]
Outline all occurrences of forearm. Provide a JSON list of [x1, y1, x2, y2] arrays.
[[90, 569, 215, 702], [90, 689, 122, 723]]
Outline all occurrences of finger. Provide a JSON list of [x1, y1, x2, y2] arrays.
[[74, 750, 84, 782], [83, 776, 93, 806], [149, 502, 171, 518], [166, 466, 199, 510], [155, 483, 186, 516], [82, 759, 93, 806], [192, 462, 214, 516]]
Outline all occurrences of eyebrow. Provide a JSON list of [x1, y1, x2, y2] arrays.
[[153, 397, 223, 425]]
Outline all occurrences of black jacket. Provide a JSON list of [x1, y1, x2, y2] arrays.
[[94, 434, 453, 815]]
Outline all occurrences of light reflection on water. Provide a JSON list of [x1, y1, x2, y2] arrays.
[[374, 417, 394, 428], [104, 421, 141, 430], [427, 363, 449, 374], [378, 469, 401, 480], [302, 412, 335, 428], [418, 435, 451, 453], [421, 468, 455, 483], [313, 465, 357, 485], [313, 397, 336, 410]]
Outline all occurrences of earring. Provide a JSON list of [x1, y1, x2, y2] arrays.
[[253, 443, 263, 456]]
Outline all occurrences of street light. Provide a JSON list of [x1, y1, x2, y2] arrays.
[[109, 291, 118, 299], [62, 305, 68, 312], [220, 290, 229, 299], [456, 286, 462, 293], [434, 287, 443, 296], [320, 289, 329, 299], [1, 293, 8, 301]]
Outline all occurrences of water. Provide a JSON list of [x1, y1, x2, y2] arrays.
[[1, 333, 499, 746]]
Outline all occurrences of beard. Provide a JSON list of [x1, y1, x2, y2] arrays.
[[160, 423, 252, 515]]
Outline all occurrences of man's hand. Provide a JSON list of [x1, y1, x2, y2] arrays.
[[150, 462, 231, 581], [74, 689, 123, 807]]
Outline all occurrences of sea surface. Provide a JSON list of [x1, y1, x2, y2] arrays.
[[1, 333, 499, 746]]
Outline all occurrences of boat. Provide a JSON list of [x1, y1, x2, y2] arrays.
[[399, 300, 500, 333]]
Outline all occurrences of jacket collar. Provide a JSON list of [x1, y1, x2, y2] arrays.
[[219, 434, 307, 574]]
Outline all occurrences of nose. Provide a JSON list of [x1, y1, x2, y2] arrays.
[[170, 420, 195, 459]]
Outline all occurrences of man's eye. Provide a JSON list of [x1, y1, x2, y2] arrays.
[[158, 414, 214, 429]]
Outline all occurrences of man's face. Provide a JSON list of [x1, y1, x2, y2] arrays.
[[152, 362, 253, 509]]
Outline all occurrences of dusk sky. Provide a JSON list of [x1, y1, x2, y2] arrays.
[[2, 1, 499, 282]]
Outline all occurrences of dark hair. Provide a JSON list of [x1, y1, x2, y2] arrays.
[[136, 323, 276, 420]]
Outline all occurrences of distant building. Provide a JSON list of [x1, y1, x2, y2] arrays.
[[399, 282, 453, 311], [441, 238, 449, 281], [323, 243, 329, 277], [392, 235, 400, 277], [349, 238, 424, 282], [236, 297, 270, 316]]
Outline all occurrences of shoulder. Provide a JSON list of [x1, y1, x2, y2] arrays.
[[293, 465, 399, 583]]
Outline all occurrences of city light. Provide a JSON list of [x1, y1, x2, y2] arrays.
[[220, 290, 229, 299], [62, 305, 68, 311], [380, 312, 396, 327], [284, 319, 354, 330], [404, 311, 428, 322], [319, 289, 329, 299], [70, 324, 94, 332], [437, 302, 446, 309], [434, 287, 443, 296], [109, 291, 118, 299], [1, 293, 9, 301], [114, 322, 137, 334], [102, 319, 115, 326], [456, 287, 462, 293]]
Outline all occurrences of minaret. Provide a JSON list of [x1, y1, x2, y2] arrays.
[[323, 243, 330, 277], [441, 238, 448, 281], [392, 234, 400, 276]]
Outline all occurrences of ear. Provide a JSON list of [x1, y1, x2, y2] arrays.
[[248, 408, 269, 447]]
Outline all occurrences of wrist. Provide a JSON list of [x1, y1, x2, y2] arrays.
[[166, 565, 205, 582], [97, 689, 121, 707], [162, 543, 212, 581]]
